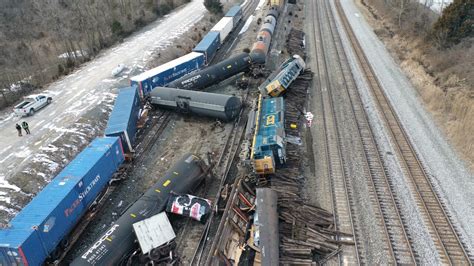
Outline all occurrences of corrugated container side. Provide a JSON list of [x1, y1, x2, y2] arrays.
[[225, 6, 242, 26], [105, 87, 141, 153], [225, 6, 242, 17], [0, 228, 45, 266], [211, 17, 234, 44], [193, 31, 220, 64], [3, 137, 124, 264], [130, 53, 205, 96]]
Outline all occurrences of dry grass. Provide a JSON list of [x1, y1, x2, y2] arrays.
[[358, 0, 474, 169]]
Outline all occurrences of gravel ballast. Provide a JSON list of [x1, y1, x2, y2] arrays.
[[338, 0, 474, 255]]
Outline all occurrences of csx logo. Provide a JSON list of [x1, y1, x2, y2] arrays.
[[265, 115, 275, 126]]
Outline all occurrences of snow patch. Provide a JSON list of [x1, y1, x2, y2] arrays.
[[239, 16, 254, 35], [14, 148, 32, 158], [0, 175, 21, 192]]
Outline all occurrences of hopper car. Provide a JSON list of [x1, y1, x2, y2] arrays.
[[71, 153, 206, 266], [0, 137, 125, 266]]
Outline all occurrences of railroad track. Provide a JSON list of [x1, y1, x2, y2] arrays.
[[321, 0, 417, 263], [59, 110, 171, 264], [211, 0, 259, 63], [309, 0, 360, 264], [188, 89, 250, 265], [333, 0, 473, 264]]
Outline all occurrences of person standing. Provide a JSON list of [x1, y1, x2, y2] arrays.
[[21, 121, 30, 135], [15, 123, 22, 136]]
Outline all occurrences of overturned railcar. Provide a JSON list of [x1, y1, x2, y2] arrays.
[[150, 87, 242, 121], [71, 153, 206, 266], [167, 52, 252, 91]]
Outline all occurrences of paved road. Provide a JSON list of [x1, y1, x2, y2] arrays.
[[0, 0, 206, 218]]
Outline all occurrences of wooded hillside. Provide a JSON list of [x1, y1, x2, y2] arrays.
[[0, 0, 189, 109]]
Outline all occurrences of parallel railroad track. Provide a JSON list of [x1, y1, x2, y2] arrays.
[[212, 0, 259, 63], [188, 89, 250, 266], [333, 0, 472, 264], [309, 0, 360, 264], [322, 0, 416, 263]]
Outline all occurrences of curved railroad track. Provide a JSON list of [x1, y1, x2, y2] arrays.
[[333, 0, 472, 264]]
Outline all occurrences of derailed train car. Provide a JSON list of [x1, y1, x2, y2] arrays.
[[0, 137, 125, 266], [262, 55, 306, 97], [251, 95, 286, 174], [130, 52, 205, 98], [149, 87, 242, 121], [166, 52, 252, 91], [249, 8, 279, 65], [105, 86, 142, 153], [71, 153, 207, 266]]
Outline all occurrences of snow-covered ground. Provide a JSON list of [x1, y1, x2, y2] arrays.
[[0, 0, 206, 219], [420, 0, 452, 13], [339, 0, 473, 255], [239, 15, 254, 35]]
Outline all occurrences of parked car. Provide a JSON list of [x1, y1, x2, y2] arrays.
[[13, 94, 52, 116]]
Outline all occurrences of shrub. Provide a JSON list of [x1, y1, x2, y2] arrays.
[[111, 20, 124, 37], [431, 0, 473, 47], [204, 0, 223, 14]]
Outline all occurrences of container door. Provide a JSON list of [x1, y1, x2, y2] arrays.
[[0, 248, 24, 266]]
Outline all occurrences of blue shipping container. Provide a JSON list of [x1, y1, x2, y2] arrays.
[[193, 31, 220, 64], [105, 86, 141, 153], [0, 137, 125, 266], [225, 6, 243, 27], [130, 52, 205, 98]]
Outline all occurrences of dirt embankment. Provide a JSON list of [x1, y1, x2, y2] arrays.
[[356, 0, 474, 169]]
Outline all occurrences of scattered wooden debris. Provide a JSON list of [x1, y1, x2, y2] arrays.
[[262, 68, 352, 264], [287, 28, 306, 59]]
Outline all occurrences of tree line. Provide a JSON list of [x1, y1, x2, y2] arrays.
[[0, 0, 190, 109]]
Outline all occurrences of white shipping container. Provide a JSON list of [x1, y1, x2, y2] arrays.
[[211, 17, 234, 44]]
